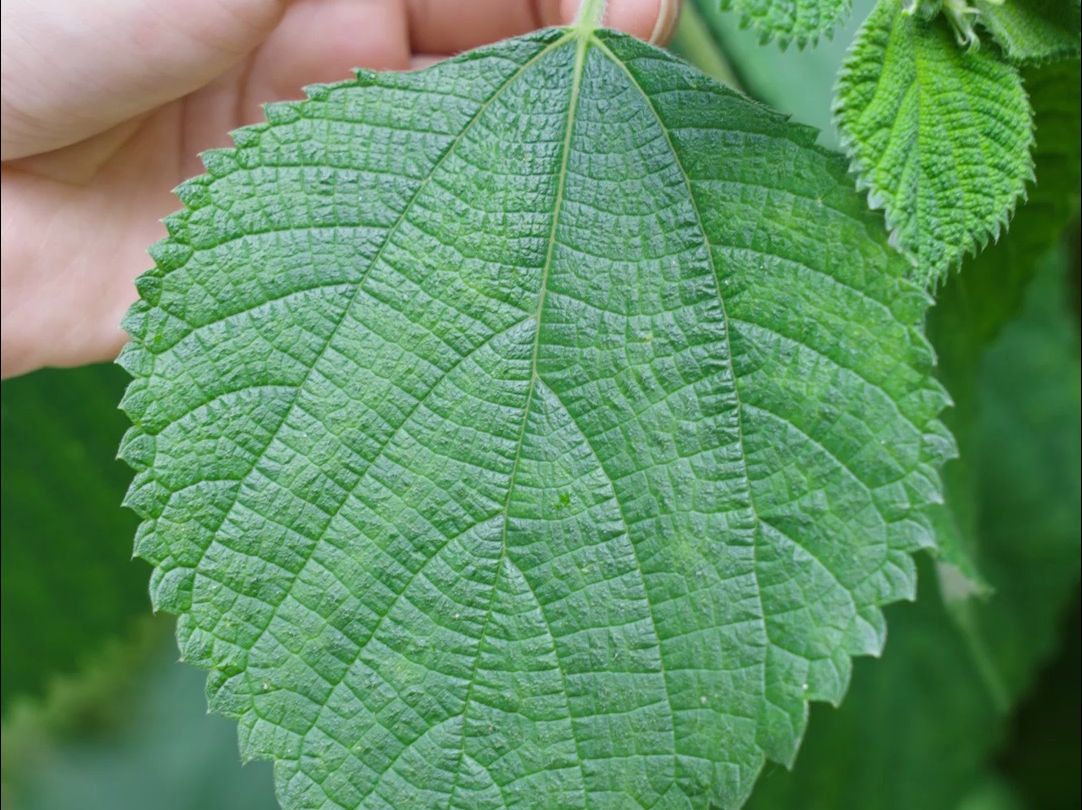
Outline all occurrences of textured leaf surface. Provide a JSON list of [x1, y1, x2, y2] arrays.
[[1, 365, 144, 713], [716, 0, 852, 46], [120, 27, 949, 809], [748, 245, 1081, 810], [836, 0, 1034, 285], [977, 0, 1081, 64]]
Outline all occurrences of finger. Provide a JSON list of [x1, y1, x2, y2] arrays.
[[596, 0, 680, 43], [406, 0, 545, 55], [406, 0, 680, 54], [0, 0, 284, 160], [237, 0, 410, 125], [1, 135, 174, 376]]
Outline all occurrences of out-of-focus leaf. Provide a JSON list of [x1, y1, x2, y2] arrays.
[[1, 364, 146, 712], [715, 0, 852, 47], [996, 607, 1082, 810], [977, 0, 1081, 64], [948, 253, 1081, 699], [956, 778, 1026, 810], [1, 621, 276, 810], [688, 0, 876, 147]]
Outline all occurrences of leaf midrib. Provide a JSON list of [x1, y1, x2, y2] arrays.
[[447, 30, 592, 807]]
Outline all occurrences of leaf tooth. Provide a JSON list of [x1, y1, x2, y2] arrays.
[[303, 82, 334, 101], [122, 471, 168, 519], [884, 548, 921, 601], [173, 177, 213, 209], [118, 426, 155, 471], [889, 509, 938, 555], [263, 101, 303, 125], [149, 565, 194, 614], [206, 671, 249, 723], [200, 148, 240, 178], [229, 125, 265, 150], [134, 274, 163, 310], [118, 379, 150, 422], [907, 465, 949, 511], [120, 300, 151, 341], [147, 240, 193, 276], [858, 606, 889, 656], [115, 344, 150, 380], [133, 520, 164, 564], [162, 211, 190, 240], [807, 648, 853, 708], [922, 418, 960, 466]]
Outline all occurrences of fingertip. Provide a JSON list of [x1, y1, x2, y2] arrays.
[[558, 0, 681, 43]]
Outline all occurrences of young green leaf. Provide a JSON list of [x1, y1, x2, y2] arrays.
[[716, 0, 853, 47], [119, 26, 950, 810], [977, 0, 1082, 64], [835, 0, 1034, 285]]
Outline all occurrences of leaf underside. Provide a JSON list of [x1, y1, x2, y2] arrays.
[[718, 0, 852, 46], [120, 28, 950, 810], [835, 0, 1034, 286]]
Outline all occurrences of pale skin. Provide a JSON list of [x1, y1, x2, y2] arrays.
[[0, 0, 678, 378]]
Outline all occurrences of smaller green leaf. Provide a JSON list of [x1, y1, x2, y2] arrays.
[[835, 0, 1034, 284], [977, 0, 1081, 64], [717, 0, 853, 47]]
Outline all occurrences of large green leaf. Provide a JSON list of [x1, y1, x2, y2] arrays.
[[1, 364, 145, 713], [835, 0, 1033, 285], [119, 25, 950, 809]]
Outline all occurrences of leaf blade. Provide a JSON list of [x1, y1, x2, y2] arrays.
[[122, 28, 950, 809]]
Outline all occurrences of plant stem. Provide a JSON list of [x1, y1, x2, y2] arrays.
[[575, 0, 608, 31], [670, 3, 742, 91]]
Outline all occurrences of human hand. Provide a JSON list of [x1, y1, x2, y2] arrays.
[[0, 0, 678, 378]]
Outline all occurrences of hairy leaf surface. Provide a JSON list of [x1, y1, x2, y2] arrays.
[[835, 0, 1033, 285], [716, 0, 852, 46], [977, 0, 1082, 64], [120, 27, 950, 810]]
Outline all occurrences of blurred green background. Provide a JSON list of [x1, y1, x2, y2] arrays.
[[2, 3, 1079, 808]]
